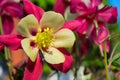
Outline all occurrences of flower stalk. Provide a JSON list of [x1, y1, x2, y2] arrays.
[[94, 19, 110, 80], [0, 17, 13, 80], [4, 47, 13, 80], [0, 16, 3, 34], [103, 41, 110, 80]]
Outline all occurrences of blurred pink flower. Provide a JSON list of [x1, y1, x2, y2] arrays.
[[63, 0, 117, 52], [57, 0, 117, 40], [70, 0, 117, 39], [0, 0, 23, 34]]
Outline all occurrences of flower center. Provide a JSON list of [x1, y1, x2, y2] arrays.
[[34, 28, 54, 49]]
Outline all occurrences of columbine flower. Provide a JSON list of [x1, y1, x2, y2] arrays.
[[63, 0, 117, 36], [17, 10, 75, 65], [17, 11, 75, 80], [16, 1, 75, 80], [63, 0, 117, 52], [69, 0, 117, 38], [0, 0, 23, 34]]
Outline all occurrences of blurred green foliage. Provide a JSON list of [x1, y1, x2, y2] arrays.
[[31, 0, 55, 11], [103, 0, 108, 5]]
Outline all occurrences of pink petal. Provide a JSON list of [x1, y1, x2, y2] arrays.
[[98, 6, 118, 24], [0, 0, 7, 7], [62, 20, 82, 30], [0, 43, 4, 51], [76, 18, 89, 34], [54, 0, 69, 15], [2, 15, 14, 34], [91, 0, 102, 7], [97, 27, 109, 43], [23, 0, 44, 22], [23, 54, 43, 80], [48, 48, 73, 73], [0, 34, 22, 50], [70, 0, 87, 13], [63, 18, 90, 35], [3, 1, 23, 18], [93, 23, 109, 44]]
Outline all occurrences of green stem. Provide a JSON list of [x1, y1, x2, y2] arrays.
[[0, 16, 3, 34], [93, 20, 110, 80], [93, 20, 99, 35], [103, 42, 110, 80], [4, 47, 13, 80], [0, 17, 13, 80], [108, 42, 120, 69]]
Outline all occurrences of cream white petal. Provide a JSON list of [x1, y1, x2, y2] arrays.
[[42, 47, 65, 64], [21, 38, 38, 62], [53, 29, 75, 48], [40, 11, 65, 32], [17, 14, 38, 37]]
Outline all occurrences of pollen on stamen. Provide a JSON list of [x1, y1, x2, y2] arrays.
[[34, 28, 55, 49]]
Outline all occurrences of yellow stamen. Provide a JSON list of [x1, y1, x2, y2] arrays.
[[34, 28, 55, 49]]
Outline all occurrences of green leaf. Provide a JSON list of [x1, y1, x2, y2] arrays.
[[109, 53, 120, 64], [112, 61, 120, 70]]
